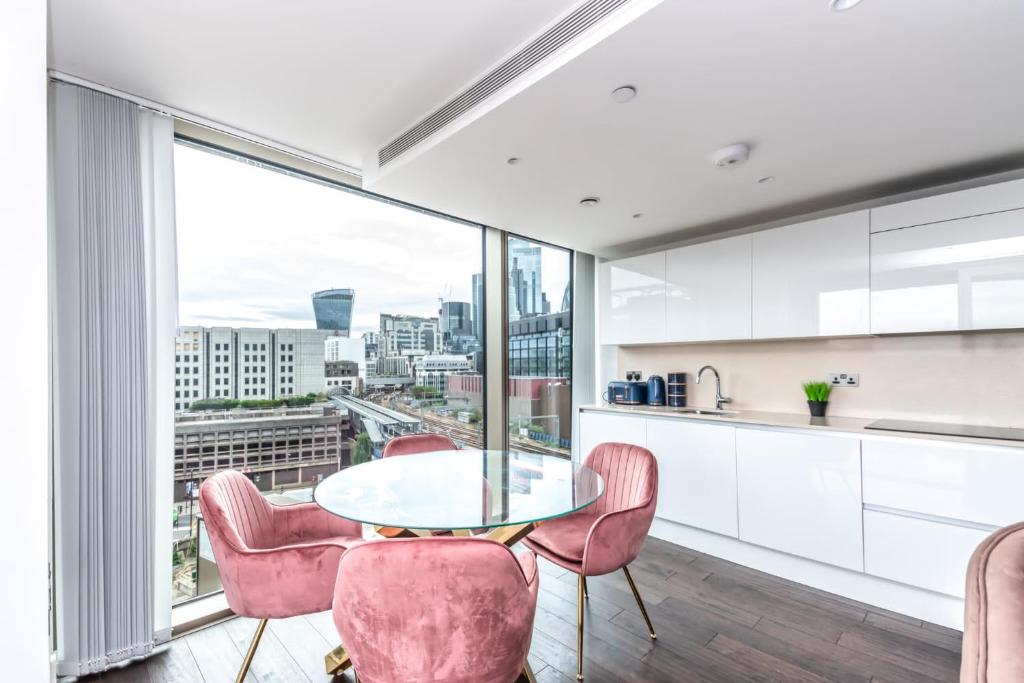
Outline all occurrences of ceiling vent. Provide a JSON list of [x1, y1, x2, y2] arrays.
[[377, 0, 633, 169]]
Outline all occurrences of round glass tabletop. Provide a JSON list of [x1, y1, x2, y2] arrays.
[[313, 449, 605, 531]]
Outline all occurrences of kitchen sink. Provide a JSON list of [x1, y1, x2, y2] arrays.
[[667, 407, 739, 417]]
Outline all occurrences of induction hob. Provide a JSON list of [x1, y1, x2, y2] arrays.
[[865, 419, 1024, 442]]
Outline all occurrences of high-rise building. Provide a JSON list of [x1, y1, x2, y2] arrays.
[[441, 301, 473, 339], [311, 288, 355, 335], [471, 273, 483, 340], [175, 326, 329, 410], [379, 313, 439, 357], [509, 239, 545, 319]]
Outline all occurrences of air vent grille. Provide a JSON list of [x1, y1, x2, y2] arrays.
[[377, 0, 633, 168]]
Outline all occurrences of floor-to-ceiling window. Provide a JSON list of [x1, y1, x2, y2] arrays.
[[506, 235, 573, 457], [171, 140, 484, 603]]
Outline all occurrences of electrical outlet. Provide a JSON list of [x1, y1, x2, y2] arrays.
[[828, 372, 859, 387]]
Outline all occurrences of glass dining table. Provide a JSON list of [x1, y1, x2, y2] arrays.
[[312, 448, 605, 676]]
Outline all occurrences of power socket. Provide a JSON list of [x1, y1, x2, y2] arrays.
[[828, 372, 859, 388]]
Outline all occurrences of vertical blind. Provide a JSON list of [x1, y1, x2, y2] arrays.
[[51, 81, 175, 676]]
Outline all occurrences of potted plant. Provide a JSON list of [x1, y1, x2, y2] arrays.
[[802, 381, 832, 417]]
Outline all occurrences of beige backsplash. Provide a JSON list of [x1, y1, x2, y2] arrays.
[[617, 331, 1024, 428]]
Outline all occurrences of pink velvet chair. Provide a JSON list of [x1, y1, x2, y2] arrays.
[[333, 536, 540, 683], [381, 432, 457, 457], [962, 521, 1024, 683], [523, 442, 658, 681], [199, 469, 363, 682]]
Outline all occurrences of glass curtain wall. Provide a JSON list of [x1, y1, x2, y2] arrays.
[[171, 140, 484, 603], [506, 236, 573, 457]]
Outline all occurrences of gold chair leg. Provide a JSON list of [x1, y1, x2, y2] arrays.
[[236, 618, 268, 683], [582, 575, 589, 599], [623, 566, 657, 640], [577, 574, 585, 681], [522, 659, 537, 683]]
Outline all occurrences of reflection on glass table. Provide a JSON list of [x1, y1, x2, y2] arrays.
[[314, 449, 604, 532]]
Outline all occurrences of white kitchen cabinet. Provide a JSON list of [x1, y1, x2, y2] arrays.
[[862, 439, 1024, 527], [870, 177, 1024, 233], [645, 418, 738, 537], [736, 429, 863, 571], [666, 235, 752, 342], [864, 510, 991, 598], [870, 208, 1024, 333], [752, 211, 870, 339], [598, 252, 666, 345], [577, 411, 646, 460]]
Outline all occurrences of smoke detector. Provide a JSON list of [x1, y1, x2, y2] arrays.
[[711, 143, 751, 168], [579, 197, 601, 207]]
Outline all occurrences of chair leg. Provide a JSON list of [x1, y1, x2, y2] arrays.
[[622, 566, 657, 640], [582, 575, 589, 599], [236, 618, 268, 683], [522, 659, 537, 683], [577, 574, 585, 681]]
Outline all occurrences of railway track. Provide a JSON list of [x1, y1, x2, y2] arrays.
[[385, 400, 569, 457]]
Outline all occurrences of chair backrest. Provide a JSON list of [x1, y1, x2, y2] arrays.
[[199, 469, 275, 552], [333, 537, 538, 683], [583, 442, 658, 518], [381, 433, 457, 458]]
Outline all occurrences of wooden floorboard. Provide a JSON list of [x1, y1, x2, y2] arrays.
[[83, 539, 962, 682]]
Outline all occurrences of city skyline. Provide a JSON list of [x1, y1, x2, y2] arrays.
[[175, 143, 571, 335], [174, 143, 481, 335]]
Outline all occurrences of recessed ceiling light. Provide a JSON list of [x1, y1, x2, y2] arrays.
[[632, 212, 644, 219], [829, 0, 864, 11], [579, 197, 600, 207], [611, 86, 637, 104], [506, 157, 521, 165], [757, 176, 775, 184]]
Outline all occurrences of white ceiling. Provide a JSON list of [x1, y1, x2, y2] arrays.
[[367, 0, 1024, 254], [50, 0, 1024, 256], [47, 0, 579, 170]]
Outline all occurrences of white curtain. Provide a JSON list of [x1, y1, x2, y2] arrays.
[[51, 81, 177, 676]]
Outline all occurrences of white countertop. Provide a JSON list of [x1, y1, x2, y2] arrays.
[[579, 403, 1024, 450]]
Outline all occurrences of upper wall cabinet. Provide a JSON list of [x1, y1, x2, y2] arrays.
[[870, 178, 1024, 233], [666, 235, 752, 342], [869, 178, 1024, 334], [752, 211, 870, 339], [598, 252, 666, 345]]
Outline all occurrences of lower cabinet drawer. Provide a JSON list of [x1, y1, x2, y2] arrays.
[[862, 439, 1024, 528], [863, 509, 992, 598]]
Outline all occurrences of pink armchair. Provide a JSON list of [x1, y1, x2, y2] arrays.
[[962, 521, 1024, 683], [199, 470, 363, 682], [381, 432, 457, 457], [522, 442, 658, 681], [333, 537, 540, 683]]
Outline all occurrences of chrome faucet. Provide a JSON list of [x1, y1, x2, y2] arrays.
[[696, 365, 732, 410]]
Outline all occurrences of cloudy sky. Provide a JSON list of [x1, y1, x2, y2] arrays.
[[174, 143, 570, 336]]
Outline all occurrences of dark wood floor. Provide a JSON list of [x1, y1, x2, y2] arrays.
[[90, 538, 962, 682]]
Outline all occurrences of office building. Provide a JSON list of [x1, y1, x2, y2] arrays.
[[311, 288, 355, 335], [379, 313, 439, 356], [324, 360, 361, 394], [440, 301, 473, 338], [413, 354, 472, 394], [508, 310, 572, 378], [175, 326, 329, 410]]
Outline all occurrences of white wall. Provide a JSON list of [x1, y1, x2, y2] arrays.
[[0, 2, 52, 681]]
